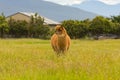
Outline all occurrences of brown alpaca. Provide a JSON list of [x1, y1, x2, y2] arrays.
[[51, 25, 70, 54]]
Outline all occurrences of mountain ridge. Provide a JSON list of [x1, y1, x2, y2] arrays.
[[0, 0, 97, 21], [72, 1, 120, 17]]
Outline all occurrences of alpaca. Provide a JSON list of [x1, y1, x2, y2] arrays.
[[51, 25, 70, 54]]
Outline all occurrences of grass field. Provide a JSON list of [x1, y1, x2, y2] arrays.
[[0, 39, 120, 80]]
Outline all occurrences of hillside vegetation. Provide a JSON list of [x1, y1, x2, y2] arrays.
[[0, 39, 120, 80]]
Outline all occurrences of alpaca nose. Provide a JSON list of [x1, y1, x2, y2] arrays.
[[55, 31, 59, 34]]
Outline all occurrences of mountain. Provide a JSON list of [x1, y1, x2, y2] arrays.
[[72, 1, 120, 17], [0, 0, 97, 22]]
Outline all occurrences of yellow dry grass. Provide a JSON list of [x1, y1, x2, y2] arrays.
[[0, 39, 119, 80]]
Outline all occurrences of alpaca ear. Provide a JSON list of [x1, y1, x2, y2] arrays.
[[61, 26, 65, 29]]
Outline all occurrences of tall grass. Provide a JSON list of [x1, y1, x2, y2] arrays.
[[0, 39, 120, 80]]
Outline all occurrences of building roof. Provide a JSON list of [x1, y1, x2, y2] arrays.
[[20, 12, 60, 25], [7, 12, 60, 25]]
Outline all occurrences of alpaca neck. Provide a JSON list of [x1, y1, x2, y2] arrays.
[[58, 35, 66, 47]]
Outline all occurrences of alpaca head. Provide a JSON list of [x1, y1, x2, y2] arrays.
[[55, 25, 67, 37]]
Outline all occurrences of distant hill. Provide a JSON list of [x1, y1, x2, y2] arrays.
[[0, 0, 97, 21], [72, 1, 120, 17]]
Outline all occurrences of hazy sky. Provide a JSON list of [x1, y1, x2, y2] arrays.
[[44, 0, 120, 5]]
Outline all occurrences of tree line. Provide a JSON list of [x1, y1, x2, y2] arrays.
[[0, 13, 50, 39], [0, 13, 120, 39], [62, 16, 120, 39]]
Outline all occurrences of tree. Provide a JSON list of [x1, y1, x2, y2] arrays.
[[8, 18, 28, 37], [62, 19, 90, 39], [29, 13, 44, 37], [110, 15, 120, 24], [111, 23, 120, 35], [62, 20, 77, 39], [29, 13, 50, 38], [0, 13, 9, 38], [110, 15, 120, 35], [89, 16, 112, 35]]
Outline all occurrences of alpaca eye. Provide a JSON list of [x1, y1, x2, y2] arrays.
[[58, 29, 61, 31]]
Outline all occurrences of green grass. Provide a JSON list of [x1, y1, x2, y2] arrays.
[[0, 39, 120, 80]]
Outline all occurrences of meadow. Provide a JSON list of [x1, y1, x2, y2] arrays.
[[0, 39, 120, 80]]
